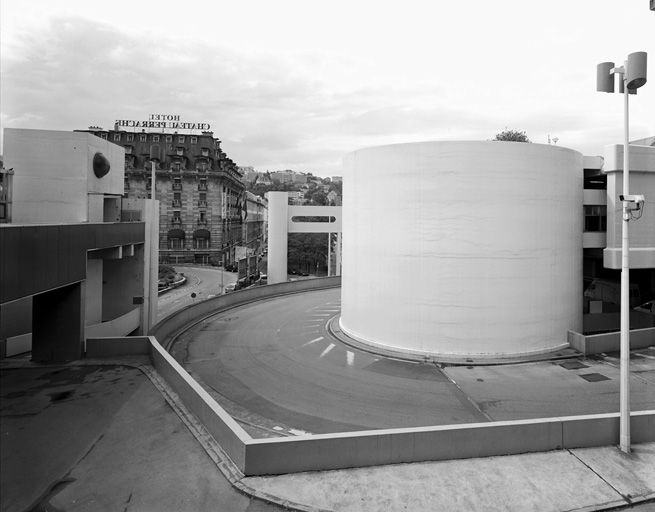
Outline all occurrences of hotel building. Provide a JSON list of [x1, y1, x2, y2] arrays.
[[78, 125, 249, 266]]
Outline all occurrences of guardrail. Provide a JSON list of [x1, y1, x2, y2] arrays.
[[87, 278, 655, 477]]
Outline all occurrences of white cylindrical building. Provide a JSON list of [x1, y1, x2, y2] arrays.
[[340, 141, 583, 359]]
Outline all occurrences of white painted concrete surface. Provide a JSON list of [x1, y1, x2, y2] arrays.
[[4, 129, 125, 224], [266, 192, 289, 284], [341, 141, 583, 357], [603, 143, 655, 269]]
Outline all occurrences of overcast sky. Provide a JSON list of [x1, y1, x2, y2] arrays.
[[1, 1, 653, 176]]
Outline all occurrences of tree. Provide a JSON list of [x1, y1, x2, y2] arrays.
[[492, 129, 531, 143]]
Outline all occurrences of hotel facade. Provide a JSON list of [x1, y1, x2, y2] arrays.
[[78, 122, 264, 266]]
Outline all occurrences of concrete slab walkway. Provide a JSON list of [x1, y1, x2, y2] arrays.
[[0, 363, 285, 512], [244, 444, 655, 512]]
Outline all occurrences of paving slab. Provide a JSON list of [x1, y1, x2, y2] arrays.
[[571, 443, 655, 504], [243, 447, 654, 512]]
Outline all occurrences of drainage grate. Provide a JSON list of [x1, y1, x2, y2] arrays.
[[559, 361, 589, 370], [579, 373, 610, 382]]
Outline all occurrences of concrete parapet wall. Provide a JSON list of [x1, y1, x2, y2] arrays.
[[86, 336, 150, 357], [569, 327, 655, 355], [243, 411, 655, 476], [148, 336, 250, 472], [85, 308, 141, 340], [150, 277, 342, 349]]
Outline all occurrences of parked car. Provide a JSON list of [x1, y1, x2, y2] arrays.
[[224, 283, 236, 293], [634, 300, 655, 314]]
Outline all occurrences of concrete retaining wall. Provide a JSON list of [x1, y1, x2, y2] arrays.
[[148, 336, 250, 472], [84, 308, 141, 340], [569, 327, 655, 355], [150, 276, 342, 349], [242, 411, 655, 475]]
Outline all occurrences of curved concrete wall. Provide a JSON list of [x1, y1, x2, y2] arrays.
[[341, 141, 583, 358]]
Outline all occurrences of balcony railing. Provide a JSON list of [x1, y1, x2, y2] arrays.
[[197, 219, 208, 226], [198, 200, 207, 208], [198, 184, 208, 191], [171, 218, 182, 226], [172, 183, 182, 190], [172, 200, 181, 207]]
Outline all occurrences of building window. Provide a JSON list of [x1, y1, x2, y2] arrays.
[[191, 136, 198, 144], [153, 135, 160, 142], [127, 134, 134, 142], [166, 135, 173, 142], [199, 179, 208, 191], [124, 178, 129, 190], [584, 205, 607, 232], [114, 134, 121, 142], [173, 192, 181, 207], [178, 136, 185, 143], [176, 147, 184, 156], [99, 133, 107, 139], [140, 134, 147, 142], [173, 177, 182, 190], [198, 211, 207, 225], [201, 148, 209, 157]]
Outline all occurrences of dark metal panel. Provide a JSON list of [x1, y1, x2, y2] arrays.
[[1, 222, 146, 304], [0, 228, 20, 303], [19, 227, 39, 300]]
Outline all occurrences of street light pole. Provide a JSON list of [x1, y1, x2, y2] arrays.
[[619, 64, 631, 453], [596, 51, 647, 454]]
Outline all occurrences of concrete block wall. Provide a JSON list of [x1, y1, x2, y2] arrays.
[[569, 327, 655, 354]]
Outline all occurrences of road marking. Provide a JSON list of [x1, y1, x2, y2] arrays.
[[635, 353, 655, 360], [289, 429, 311, 436], [347, 351, 354, 366], [302, 336, 324, 347], [320, 343, 335, 358]]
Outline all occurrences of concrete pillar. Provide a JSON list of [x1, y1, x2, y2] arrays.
[[142, 199, 159, 333], [267, 192, 289, 284], [32, 282, 84, 361], [85, 259, 103, 325]]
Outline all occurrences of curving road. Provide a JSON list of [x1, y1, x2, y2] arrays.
[[171, 287, 655, 437], [157, 266, 237, 322]]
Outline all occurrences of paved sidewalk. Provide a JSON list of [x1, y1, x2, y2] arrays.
[[0, 363, 284, 512], [245, 443, 655, 511], [2, 360, 654, 512]]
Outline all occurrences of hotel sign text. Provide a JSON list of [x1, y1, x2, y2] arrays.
[[115, 114, 210, 131]]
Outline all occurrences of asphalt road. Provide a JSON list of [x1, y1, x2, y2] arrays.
[[157, 266, 237, 322], [172, 287, 655, 437]]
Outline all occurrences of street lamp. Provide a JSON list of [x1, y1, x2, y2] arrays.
[[596, 51, 647, 454]]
